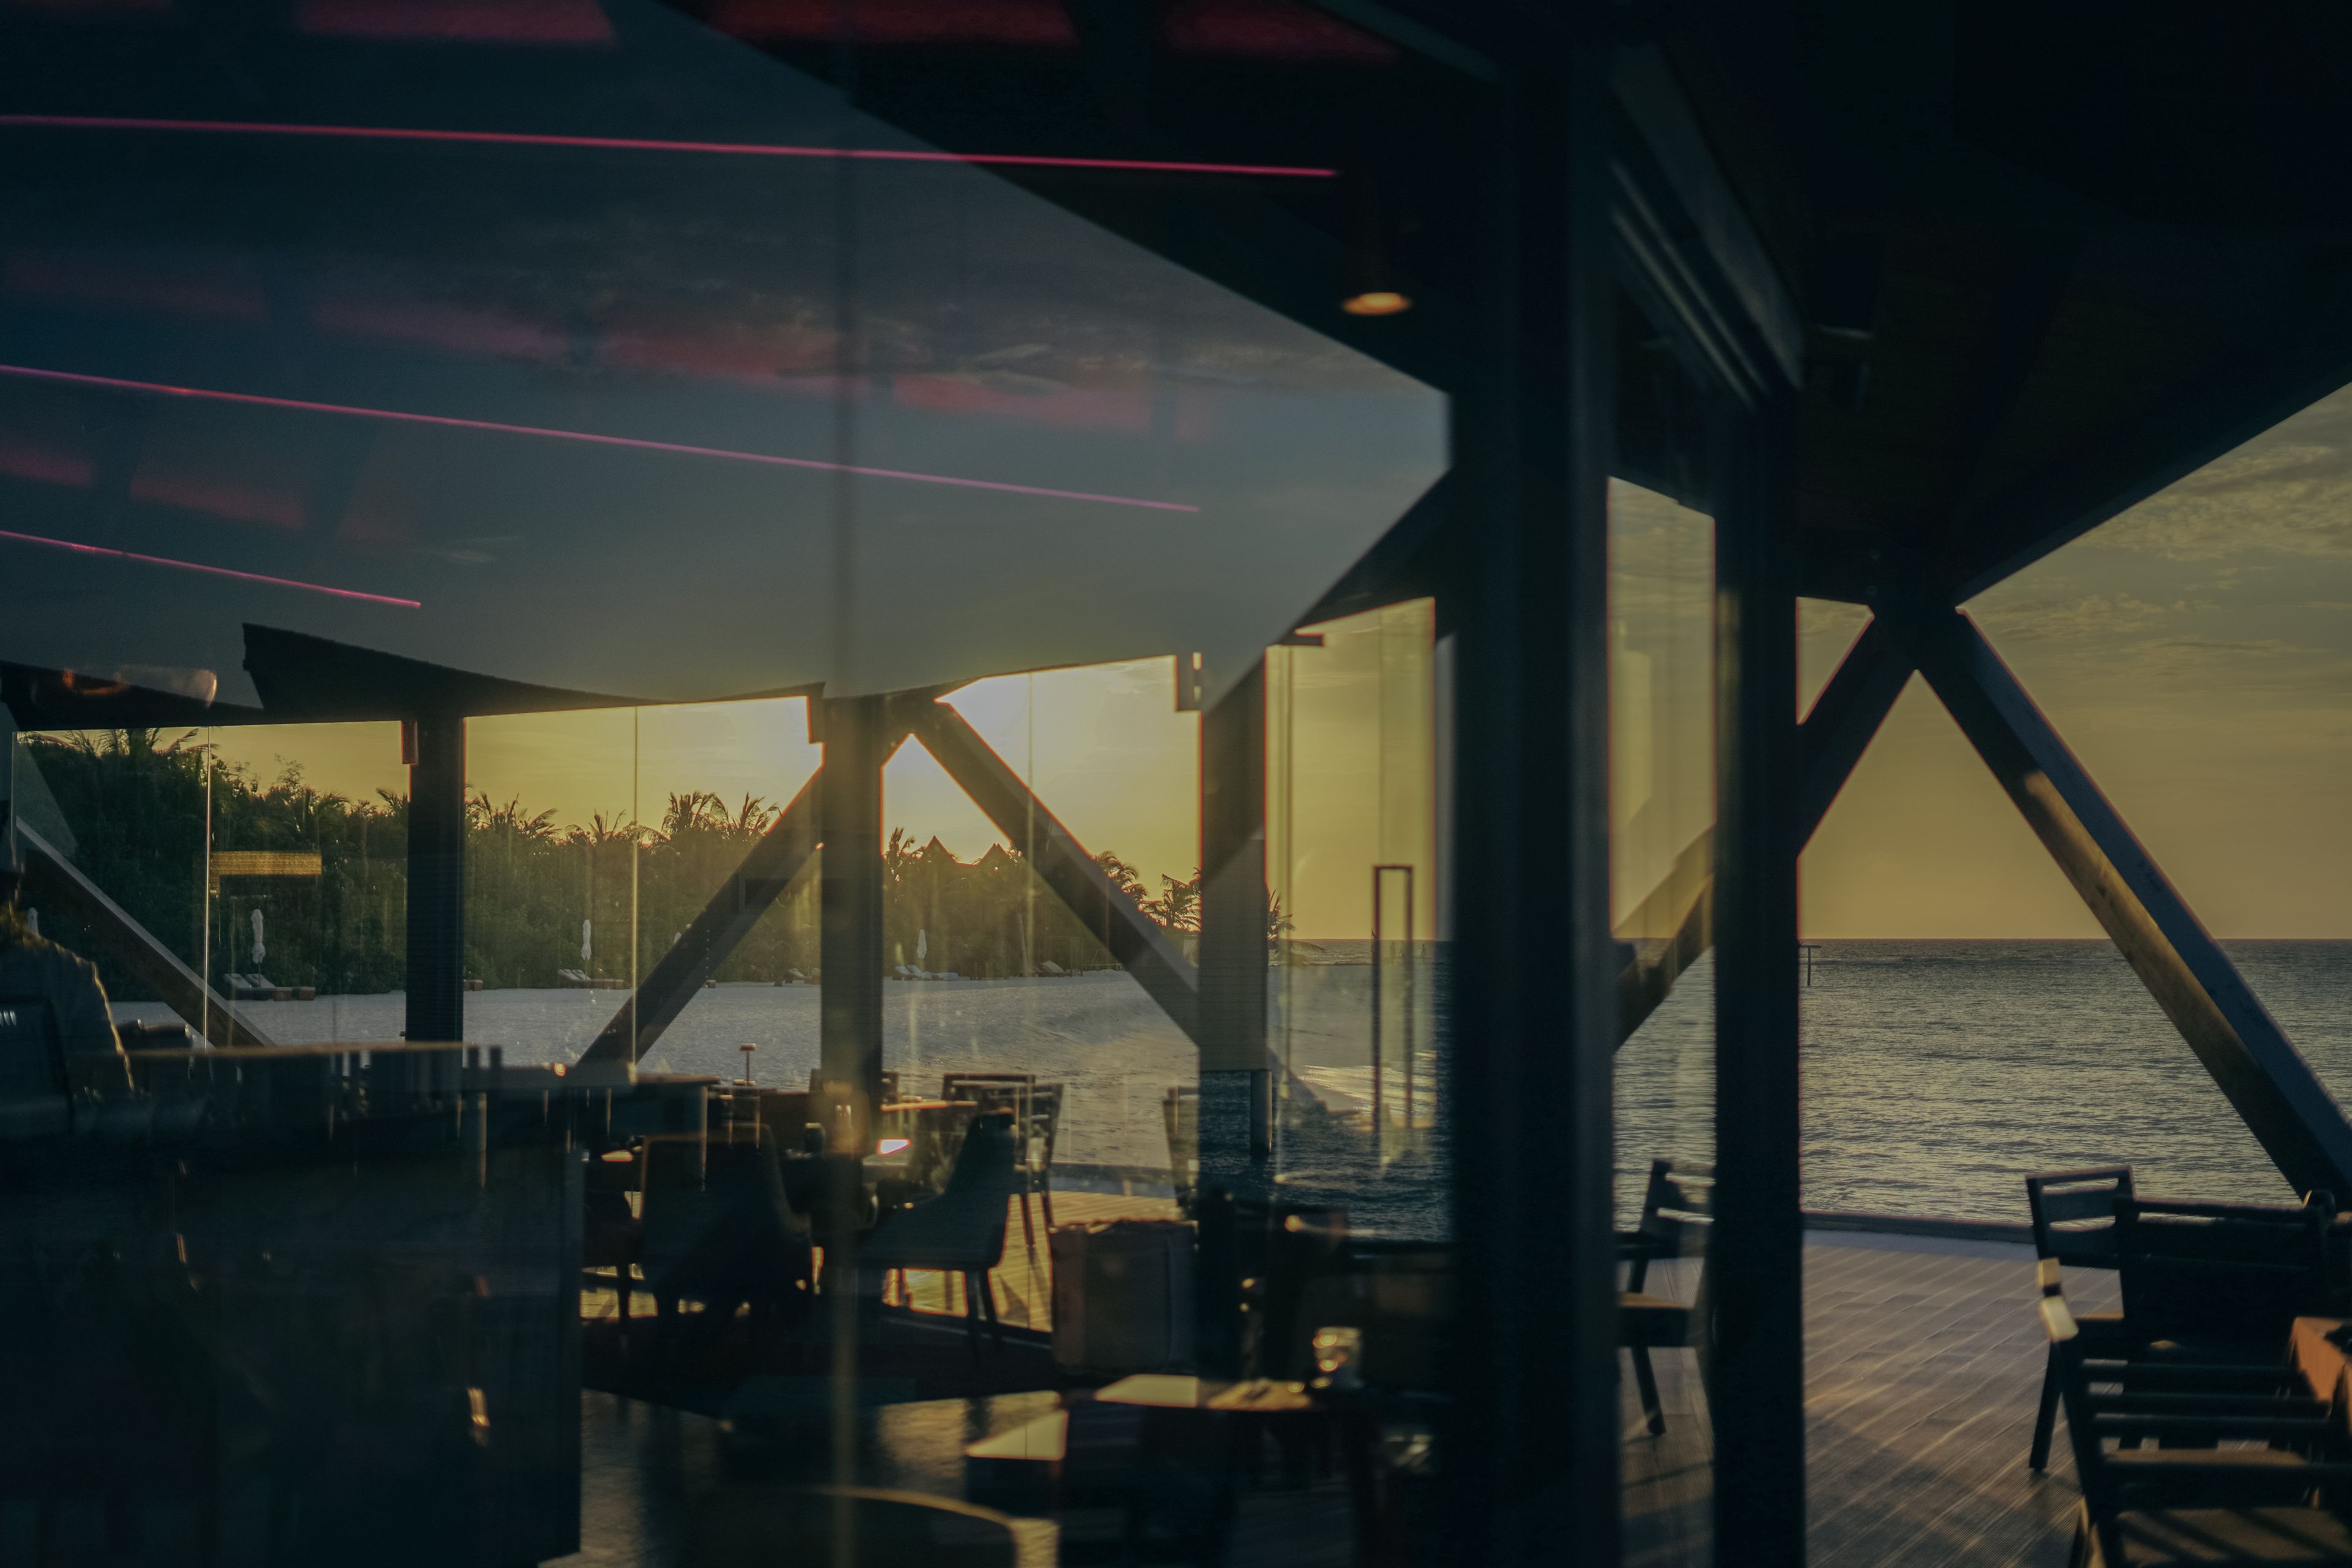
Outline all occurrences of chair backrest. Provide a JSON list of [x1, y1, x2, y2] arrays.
[[2115, 1191, 2333, 1343], [2026, 1166, 2135, 1266], [943, 1071, 1036, 1098], [1029, 1082, 1063, 1162], [942, 1112, 1020, 1202], [943, 1074, 1064, 1168], [1631, 1158, 1714, 1257], [943, 1074, 1032, 1131]]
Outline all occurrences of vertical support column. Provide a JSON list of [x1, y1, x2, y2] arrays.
[[818, 695, 888, 1155], [404, 711, 467, 1053], [0, 704, 17, 885], [1444, 52, 1618, 1567], [1711, 398, 1806, 1561], [1196, 658, 1269, 1377]]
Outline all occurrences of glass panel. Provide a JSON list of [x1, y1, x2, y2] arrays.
[[202, 721, 408, 1044], [1266, 600, 1444, 1234], [2, 0, 1457, 1559], [1610, 466, 1717, 1556]]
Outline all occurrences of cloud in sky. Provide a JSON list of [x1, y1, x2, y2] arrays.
[[1807, 383, 2352, 935], [2088, 386, 2352, 561]]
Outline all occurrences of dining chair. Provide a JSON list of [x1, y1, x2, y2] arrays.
[[2042, 1281, 2352, 1566], [1618, 1158, 1712, 1436], [2115, 1193, 2337, 1355], [638, 1131, 812, 1342], [859, 1112, 1022, 1355], [941, 1073, 1064, 1250]]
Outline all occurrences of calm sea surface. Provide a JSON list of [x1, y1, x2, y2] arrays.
[[1619, 939, 2352, 1223], [118, 939, 2352, 1229]]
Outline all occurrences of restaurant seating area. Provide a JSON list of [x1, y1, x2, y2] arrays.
[[1617, 1161, 2352, 1567], [568, 1201, 2352, 1568], [571, 1122, 2352, 1568]]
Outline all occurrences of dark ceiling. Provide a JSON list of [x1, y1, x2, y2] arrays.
[[4, 0, 2349, 698]]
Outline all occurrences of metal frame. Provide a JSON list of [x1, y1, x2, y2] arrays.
[[403, 711, 466, 1066], [1370, 862, 1416, 1134]]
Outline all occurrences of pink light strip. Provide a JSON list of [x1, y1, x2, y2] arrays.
[[0, 363, 1202, 513], [0, 526, 423, 608], [0, 114, 1338, 179]]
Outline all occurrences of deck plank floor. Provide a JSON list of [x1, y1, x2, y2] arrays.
[[1627, 1232, 2117, 1568]]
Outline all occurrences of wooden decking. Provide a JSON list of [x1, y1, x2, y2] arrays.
[[575, 1211, 2115, 1565], [1627, 1231, 2118, 1567]]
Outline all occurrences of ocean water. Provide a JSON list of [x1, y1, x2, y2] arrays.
[[1618, 940, 2352, 1223], [117, 940, 2352, 1229]]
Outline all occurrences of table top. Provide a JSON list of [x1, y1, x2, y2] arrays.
[[1096, 1374, 1330, 1414], [2292, 1316, 2347, 1402]]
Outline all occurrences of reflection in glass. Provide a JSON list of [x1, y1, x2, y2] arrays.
[[1267, 600, 1444, 1236], [1611, 476, 1718, 1559]]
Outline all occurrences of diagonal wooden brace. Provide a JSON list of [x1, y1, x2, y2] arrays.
[[576, 770, 824, 1066], [19, 823, 274, 1049], [1887, 600, 2352, 1199], [905, 698, 1201, 1045]]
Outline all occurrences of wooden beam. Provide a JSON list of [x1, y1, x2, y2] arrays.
[[1441, 51, 1620, 1564], [1892, 602, 2352, 1198], [18, 823, 273, 1049], [575, 769, 823, 1068], [818, 696, 891, 1152], [1710, 393, 1807, 1564], [905, 699, 1200, 1044], [1796, 617, 1912, 845]]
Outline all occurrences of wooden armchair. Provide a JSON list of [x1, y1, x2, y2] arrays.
[[2042, 1282, 2352, 1566], [1618, 1158, 1712, 1436]]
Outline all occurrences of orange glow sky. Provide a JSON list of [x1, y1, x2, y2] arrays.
[[180, 387, 2352, 940]]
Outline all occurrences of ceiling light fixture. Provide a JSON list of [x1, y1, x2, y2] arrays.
[[1341, 290, 1411, 317]]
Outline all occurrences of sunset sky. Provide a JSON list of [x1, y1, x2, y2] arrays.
[[152, 384, 2352, 942], [1803, 383, 2352, 938], [183, 601, 1434, 944]]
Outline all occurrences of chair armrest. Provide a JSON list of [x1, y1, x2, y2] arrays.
[[2135, 1197, 2316, 1221], [2086, 1360, 2303, 1388], [2113, 1461, 2352, 1481], [2108, 1460, 2352, 1505], [2091, 1413, 2338, 1441], [2090, 1392, 2326, 1417]]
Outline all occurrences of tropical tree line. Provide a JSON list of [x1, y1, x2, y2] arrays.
[[20, 729, 1237, 1001]]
